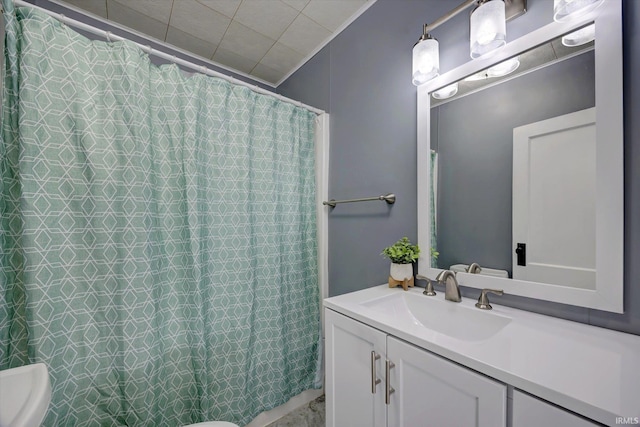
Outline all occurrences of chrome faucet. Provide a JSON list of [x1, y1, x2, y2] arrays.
[[466, 263, 482, 274], [435, 270, 462, 302]]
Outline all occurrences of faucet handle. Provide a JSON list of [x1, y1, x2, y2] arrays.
[[475, 288, 504, 310], [416, 274, 437, 296]]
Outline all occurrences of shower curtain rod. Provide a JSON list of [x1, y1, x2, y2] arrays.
[[8, 0, 325, 116]]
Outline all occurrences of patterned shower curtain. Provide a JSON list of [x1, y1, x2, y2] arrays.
[[0, 3, 320, 426], [430, 150, 438, 267]]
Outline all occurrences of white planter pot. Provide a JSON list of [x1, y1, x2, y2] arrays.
[[390, 263, 413, 281]]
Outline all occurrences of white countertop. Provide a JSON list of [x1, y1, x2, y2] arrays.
[[324, 284, 640, 426]]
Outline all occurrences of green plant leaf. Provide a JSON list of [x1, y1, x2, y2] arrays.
[[381, 237, 420, 264]]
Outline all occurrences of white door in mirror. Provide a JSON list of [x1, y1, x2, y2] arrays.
[[512, 108, 596, 290]]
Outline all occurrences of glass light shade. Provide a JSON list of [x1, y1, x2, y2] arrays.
[[413, 37, 439, 86], [562, 23, 596, 46], [470, 0, 506, 59], [432, 83, 459, 100], [487, 56, 520, 77], [553, 0, 604, 22]]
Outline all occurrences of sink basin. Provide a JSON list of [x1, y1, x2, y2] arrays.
[[0, 363, 51, 427], [361, 292, 511, 341]]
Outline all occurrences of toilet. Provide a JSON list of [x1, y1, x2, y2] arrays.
[[184, 422, 239, 427]]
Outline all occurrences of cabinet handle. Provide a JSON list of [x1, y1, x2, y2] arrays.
[[370, 351, 381, 393], [385, 360, 395, 405]]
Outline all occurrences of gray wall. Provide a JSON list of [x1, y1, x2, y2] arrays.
[[279, 0, 640, 336], [434, 52, 595, 275]]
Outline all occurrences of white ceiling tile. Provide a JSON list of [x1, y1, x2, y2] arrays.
[[61, 0, 108, 18], [166, 26, 217, 59], [302, 0, 367, 32], [111, 0, 173, 23], [106, 0, 168, 40], [170, 0, 230, 46], [196, 0, 242, 18], [259, 42, 304, 75], [56, 0, 374, 86], [212, 47, 258, 74], [251, 63, 286, 84], [218, 21, 275, 63], [279, 13, 331, 56], [281, 0, 310, 12], [234, 0, 299, 40]]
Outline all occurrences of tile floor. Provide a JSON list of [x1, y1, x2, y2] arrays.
[[265, 395, 325, 427]]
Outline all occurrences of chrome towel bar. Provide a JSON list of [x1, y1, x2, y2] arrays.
[[323, 193, 396, 208]]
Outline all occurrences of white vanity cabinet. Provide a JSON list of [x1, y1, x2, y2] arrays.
[[512, 390, 601, 427], [325, 308, 387, 427], [326, 309, 507, 427], [387, 336, 506, 426], [325, 285, 640, 425]]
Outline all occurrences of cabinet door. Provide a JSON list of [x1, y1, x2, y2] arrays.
[[325, 309, 387, 427], [387, 336, 506, 427], [512, 390, 600, 427]]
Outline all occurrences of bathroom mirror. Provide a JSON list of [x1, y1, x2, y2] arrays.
[[430, 36, 596, 284], [417, 0, 623, 312]]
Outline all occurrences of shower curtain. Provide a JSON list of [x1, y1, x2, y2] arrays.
[[430, 150, 438, 267], [0, 3, 320, 426]]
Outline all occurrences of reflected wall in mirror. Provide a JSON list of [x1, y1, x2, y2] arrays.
[[430, 34, 595, 289], [417, 0, 623, 313]]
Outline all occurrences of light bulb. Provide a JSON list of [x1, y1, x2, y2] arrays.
[[413, 36, 439, 85], [562, 23, 596, 46], [432, 83, 459, 100], [470, 0, 507, 59], [553, 0, 604, 22], [487, 56, 520, 77]]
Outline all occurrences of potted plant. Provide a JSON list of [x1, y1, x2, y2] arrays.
[[381, 237, 420, 290]]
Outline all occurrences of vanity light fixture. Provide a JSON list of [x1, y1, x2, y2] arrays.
[[486, 56, 520, 77], [562, 23, 595, 46], [553, 0, 604, 22], [470, 0, 507, 59], [432, 82, 459, 99], [413, 24, 440, 86], [412, 0, 526, 86]]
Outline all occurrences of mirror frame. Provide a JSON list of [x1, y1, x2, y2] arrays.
[[417, 0, 623, 312]]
